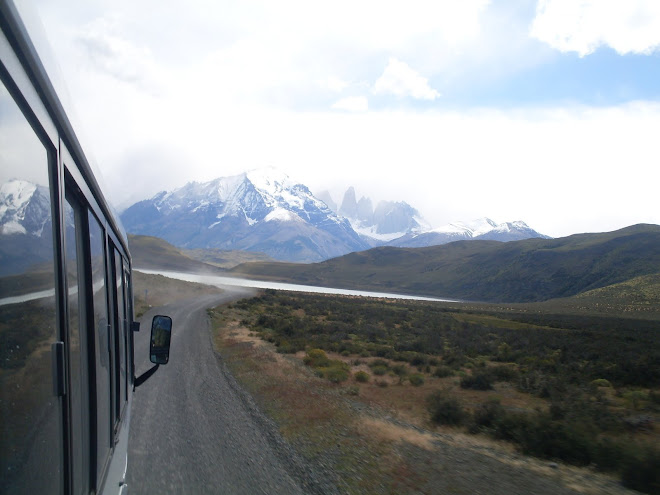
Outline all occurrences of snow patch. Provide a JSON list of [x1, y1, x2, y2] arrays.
[[1, 221, 27, 235], [265, 208, 301, 223], [351, 222, 406, 242]]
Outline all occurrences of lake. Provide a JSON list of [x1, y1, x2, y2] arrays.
[[136, 269, 459, 303]]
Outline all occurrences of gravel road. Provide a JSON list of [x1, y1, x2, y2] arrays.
[[126, 290, 334, 494]]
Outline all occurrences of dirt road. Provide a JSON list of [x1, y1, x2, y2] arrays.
[[126, 290, 334, 494]]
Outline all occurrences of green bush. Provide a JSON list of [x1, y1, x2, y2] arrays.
[[434, 365, 454, 378], [427, 391, 465, 425], [369, 359, 389, 369], [620, 442, 660, 494], [470, 399, 504, 434], [460, 372, 493, 391], [409, 374, 425, 386], [372, 366, 388, 376], [321, 365, 350, 383], [392, 364, 408, 383], [304, 348, 331, 367], [513, 414, 595, 466], [305, 348, 350, 383], [355, 371, 370, 383], [490, 365, 518, 382]]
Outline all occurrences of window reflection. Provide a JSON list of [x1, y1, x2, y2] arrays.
[[89, 210, 112, 482], [0, 79, 61, 491]]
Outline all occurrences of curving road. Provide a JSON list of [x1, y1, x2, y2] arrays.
[[126, 289, 327, 494]]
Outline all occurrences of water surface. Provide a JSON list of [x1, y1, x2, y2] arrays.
[[137, 269, 459, 303]]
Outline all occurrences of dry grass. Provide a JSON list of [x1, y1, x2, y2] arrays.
[[208, 303, 642, 495], [359, 418, 434, 451]]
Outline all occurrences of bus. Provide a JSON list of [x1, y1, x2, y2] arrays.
[[1, 2, 170, 493]]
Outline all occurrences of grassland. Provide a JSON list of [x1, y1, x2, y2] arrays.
[[209, 283, 659, 494]]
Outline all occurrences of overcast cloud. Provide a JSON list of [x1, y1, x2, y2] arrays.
[[21, 0, 660, 238]]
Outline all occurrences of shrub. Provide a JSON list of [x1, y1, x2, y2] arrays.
[[304, 349, 330, 368], [305, 348, 350, 383], [620, 442, 660, 494], [490, 365, 518, 383], [355, 371, 370, 383], [434, 365, 454, 378], [392, 364, 408, 383], [410, 355, 427, 366], [470, 399, 504, 434], [321, 366, 350, 383], [427, 391, 465, 425], [515, 415, 595, 466], [369, 359, 389, 369], [460, 372, 493, 391], [409, 374, 425, 387], [372, 366, 388, 376], [344, 386, 360, 396]]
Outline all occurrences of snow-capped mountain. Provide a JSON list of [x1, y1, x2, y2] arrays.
[[332, 187, 430, 244], [389, 217, 550, 248], [121, 168, 370, 262], [0, 179, 51, 236], [0, 179, 54, 276]]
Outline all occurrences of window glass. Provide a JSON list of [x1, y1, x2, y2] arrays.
[[0, 78, 61, 491], [64, 194, 89, 494], [113, 249, 127, 417], [88, 210, 111, 482]]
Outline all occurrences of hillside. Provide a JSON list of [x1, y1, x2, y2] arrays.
[[231, 224, 660, 303], [182, 248, 274, 269], [128, 235, 222, 273]]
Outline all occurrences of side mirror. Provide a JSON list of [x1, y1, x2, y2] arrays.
[[150, 315, 172, 365]]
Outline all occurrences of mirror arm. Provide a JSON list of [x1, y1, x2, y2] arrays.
[[134, 364, 160, 389]]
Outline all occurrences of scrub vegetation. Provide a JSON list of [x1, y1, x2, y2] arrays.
[[210, 279, 660, 495]]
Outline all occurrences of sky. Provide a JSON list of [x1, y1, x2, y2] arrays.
[[20, 0, 660, 238]]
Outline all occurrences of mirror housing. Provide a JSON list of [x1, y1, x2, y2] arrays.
[[150, 315, 172, 365]]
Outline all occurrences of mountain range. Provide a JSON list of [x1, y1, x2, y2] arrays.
[[119, 169, 548, 262], [120, 168, 369, 262], [0, 179, 53, 276]]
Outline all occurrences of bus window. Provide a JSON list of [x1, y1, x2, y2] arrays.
[[0, 77, 61, 492], [64, 191, 90, 494], [88, 210, 112, 485], [112, 247, 127, 422]]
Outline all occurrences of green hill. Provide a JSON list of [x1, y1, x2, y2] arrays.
[[182, 247, 274, 269], [128, 235, 222, 273], [231, 224, 660, 303]]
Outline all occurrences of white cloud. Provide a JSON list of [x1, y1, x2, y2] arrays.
[[331, 96, 369, 113], [27, 0, 660, 239], [373, 58, 440, 101], [75, 16, 162, 92], [321, 76, 350, 93], [530, 0, 660, 56]]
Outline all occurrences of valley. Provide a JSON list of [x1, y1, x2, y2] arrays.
[[124, 222, 660, 494]]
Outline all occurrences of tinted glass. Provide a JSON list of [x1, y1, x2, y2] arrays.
[[0, 79, 61, 492], [113, 249, 127, 416], [64, 194, 89, 494], [89, 210, 112, 481]]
